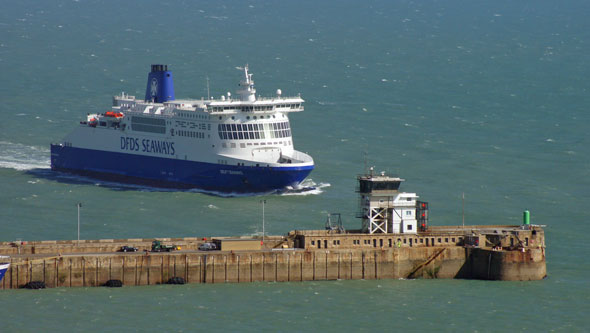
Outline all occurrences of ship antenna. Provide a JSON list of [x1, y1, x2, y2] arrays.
[[206, 76, 210, 100]]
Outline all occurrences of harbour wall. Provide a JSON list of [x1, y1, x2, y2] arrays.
[[0, 246, 546, 290], [0, 236, 284, 255]]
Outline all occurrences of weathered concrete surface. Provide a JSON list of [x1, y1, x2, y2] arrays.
[[0, 236, 286, 255], [0, 226, 547, 289], [459, 247, 547, 281], [0, 245, 546, 290]]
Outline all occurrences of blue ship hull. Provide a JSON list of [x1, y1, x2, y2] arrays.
[[0, 265, 7, 283], [50, 145, 313, 193]]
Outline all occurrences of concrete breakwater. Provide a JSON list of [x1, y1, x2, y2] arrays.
[[0, 225, 546, 289], [1, 162, 547, 289]]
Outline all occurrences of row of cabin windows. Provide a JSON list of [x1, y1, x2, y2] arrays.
[[220, 114, 278, 120], [178, 112, 208, 119], [276, 104, 301, 109], [91, 121, 123, 130], [177, 130, 205, 139], [210, 104, 300, 113], [131, 124, 166, 134], [222, 141, 291, 149], [218, 122, 291, 140], [310, 237, 462, 248], [132, 116, 166, 126]]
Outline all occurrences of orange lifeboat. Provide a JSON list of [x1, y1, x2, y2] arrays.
[[105, 111, 124, 118], [88, 118, 98, 127]]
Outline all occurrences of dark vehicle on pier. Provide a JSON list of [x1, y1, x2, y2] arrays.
[[198, 242, 218, 251], [119, 246, 138, 252]]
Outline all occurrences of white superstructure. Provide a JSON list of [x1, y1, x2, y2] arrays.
[[51, 65, 314, 193]]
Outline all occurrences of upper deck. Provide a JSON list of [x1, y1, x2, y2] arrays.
[[113, 94, 304, 117], [113, 65, 304, 117]]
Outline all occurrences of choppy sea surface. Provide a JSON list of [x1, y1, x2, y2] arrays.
[[1, 0, 589, 331]]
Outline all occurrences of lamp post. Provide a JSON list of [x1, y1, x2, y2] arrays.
[[77, 202, 82, 246], [260, 200, 266, 245], [462, 193, 465, 230]]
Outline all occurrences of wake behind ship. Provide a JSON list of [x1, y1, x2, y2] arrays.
[[50, 65, 314, 193]]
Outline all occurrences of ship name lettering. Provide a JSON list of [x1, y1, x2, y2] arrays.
[[141, 138, 175, 155], [120, 137, 140, 151], [120, 136, 175, 155], [220, 170, 244, 175]]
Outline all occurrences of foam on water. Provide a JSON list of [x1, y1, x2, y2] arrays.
[[279, 179, 330, 196], [0, 141, 50, 171]]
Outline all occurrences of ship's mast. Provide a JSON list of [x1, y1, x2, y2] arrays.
[[238, 65, 257, 102]]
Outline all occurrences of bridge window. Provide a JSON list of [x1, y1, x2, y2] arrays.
[[217, 122, 291, 140]]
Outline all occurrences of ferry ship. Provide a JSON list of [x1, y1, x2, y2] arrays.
[[50, 65, 314, 193]]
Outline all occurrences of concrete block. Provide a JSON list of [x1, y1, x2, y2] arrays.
[[173, 254, 187, 281], [263, 253, 276, 282], [363, 252, 376, 280], [212, 254, 227, 283], [377, 250, 394, 279], [147, 256, 163, 285], [121, 256, 136, 286], [288, 253, 302, 282], [314, 251, 327, 280], [44, 259, 57, 288], [250, 254, 263, 282], [236, 254, 250, 283], [300, 251, 314, 281], [56, 258, 70, 287], [225, 253, 239, 283], [351, 251, 364, 280], [275, 253, 289, 282], [203, 254, 214, 283], [339, 252, 352, 280], [135, 256, 150, 286], [186, 254, 203, 284], [82, 257, 97, 287], [326, 252, 339, 280]]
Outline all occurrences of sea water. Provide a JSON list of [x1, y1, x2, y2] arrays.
[[0, 0, 588, 331]]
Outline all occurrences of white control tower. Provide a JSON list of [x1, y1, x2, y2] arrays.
[[357, 169, 428, 234]]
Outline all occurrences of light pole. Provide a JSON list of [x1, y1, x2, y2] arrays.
[[260, 200, 266, 245], [462, 193, 465, 230], [77, 202, 82, 246]]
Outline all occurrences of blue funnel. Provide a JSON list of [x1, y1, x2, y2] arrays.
[[145, 64, 175, 102]]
